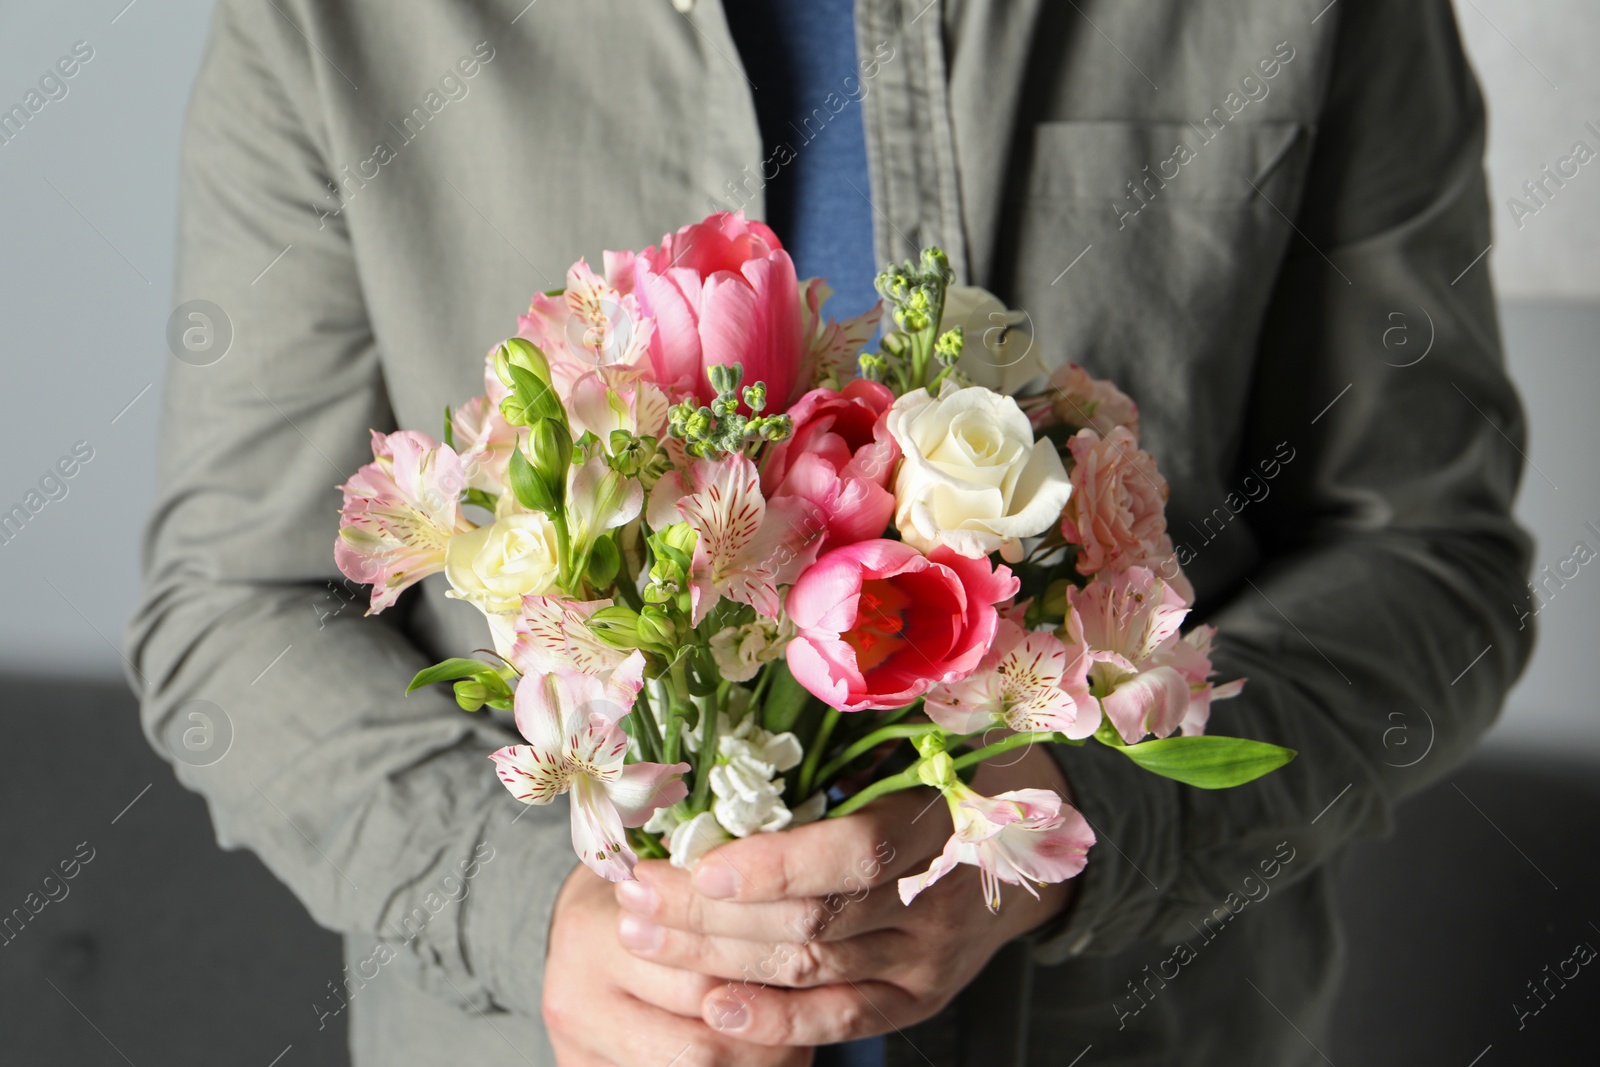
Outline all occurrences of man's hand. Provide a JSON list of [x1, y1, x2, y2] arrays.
[[612, 744, 1076, 1047], [543, 862, 816, 1066]]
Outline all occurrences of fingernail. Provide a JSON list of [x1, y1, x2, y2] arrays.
[[615, 878, 658, 916], [616, 914, 663, 953], [707, 996, 749, 1032], [694, 863, 738, 899]]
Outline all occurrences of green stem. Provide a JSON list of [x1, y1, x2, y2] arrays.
[[825, 764, 924, 819], [689, 694, 721, 814], [614, 563, 645, 612], [874, 699, 923, 729], [812, 723, 946, 790], [553, 514, 574, 591], [950, 731, 1072, 772], [661, 659, 692, 765], [797, 708, 841, 799], [630, 683, 663, 763]]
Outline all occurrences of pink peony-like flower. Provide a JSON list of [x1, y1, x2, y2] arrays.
[[1061, 426, 1193, 603], [761, 380, 901, 556], [785, 540, 1020, 712], [898, 787, 1095, 911], [489, 652, 689, 882], [1034, 363, 1141, 437], [924, 619, 1101, 739], [1069, 567, 1196, 745], [336, 430, 476, 613]]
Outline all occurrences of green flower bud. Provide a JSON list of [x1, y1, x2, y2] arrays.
[[527, 417, 572, 506], [494, 337, 552, 389]]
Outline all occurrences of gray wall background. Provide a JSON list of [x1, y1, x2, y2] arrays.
[[1, 0, 1595, 752]]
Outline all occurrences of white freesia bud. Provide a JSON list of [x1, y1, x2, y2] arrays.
[[708, 617, 796, 682], [886, 384, 1073, 562], [646, 808, 731, 869], [942, 285, 1049, 394]]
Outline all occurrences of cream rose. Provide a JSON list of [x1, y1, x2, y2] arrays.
[[943, 285, 1049, 395], [444, 514, 562, 616], [887, 384, 1073, 561]]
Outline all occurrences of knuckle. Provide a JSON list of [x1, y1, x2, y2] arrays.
[[778, 940, 830, 987], [833, 994, 869, 1037]]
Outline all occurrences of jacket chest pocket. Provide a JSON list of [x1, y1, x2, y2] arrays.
[[1008, 119, 1312, 482]]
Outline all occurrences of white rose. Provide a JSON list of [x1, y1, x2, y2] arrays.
[[887, 383, 1073, 562], [444, 514, 562, 616], [943, 285, 1049, 395]]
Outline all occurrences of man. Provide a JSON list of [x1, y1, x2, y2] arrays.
[[130, 1, 1531, 1064]]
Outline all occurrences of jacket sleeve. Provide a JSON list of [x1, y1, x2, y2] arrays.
[[125, 0, 567, 1015], [1036, 0, 1535, 961]]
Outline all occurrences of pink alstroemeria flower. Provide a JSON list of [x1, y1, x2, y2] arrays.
[[451, 357, 519, 494], [489, 653, 688, 882], [924, 619, 1101, 739], [508, 595, 635, 681], [517, 259, 655, 392], [898, 787, 1095, 911], [785, 540, 1019, 712], [1148, 623, 1246, 737], [1069, 566, 1196, 745], [649, 453, 823, 624], [761, 380, 901, 557], [336, 430, 475, 613]]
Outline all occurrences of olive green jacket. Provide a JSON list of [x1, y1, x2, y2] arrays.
[[129, 1, 1531, 1064]]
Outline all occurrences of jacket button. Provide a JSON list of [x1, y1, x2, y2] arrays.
[[671, 0, 694, 12]]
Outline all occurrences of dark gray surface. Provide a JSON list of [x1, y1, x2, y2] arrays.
[[2, 675, 1594, 1064], [0, 676, 347, 1066]]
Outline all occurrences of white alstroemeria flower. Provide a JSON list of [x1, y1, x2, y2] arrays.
[[488, 652, 688, 882]]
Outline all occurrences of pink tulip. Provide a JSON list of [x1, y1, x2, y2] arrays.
[[761, 380, 901, 556], [619, 212, 805, 407], [1061, 427, 1193, 603], [489, 652, 689, 882], [785, 540, 1019, 712], [898, 787, 1095, 911], [336, 430, 475, 613]]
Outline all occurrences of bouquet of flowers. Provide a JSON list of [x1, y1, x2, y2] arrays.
[[335, 212, 1293, 910]]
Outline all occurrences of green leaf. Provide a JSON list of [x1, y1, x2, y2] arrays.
[[587, 534, 621, 587], [759, 661, 814, 734], [503, 363, 564, 426], [442, 406, 455, 450], [1109, 735, 1297, 789], [407, 658, 503, 694]]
